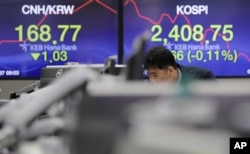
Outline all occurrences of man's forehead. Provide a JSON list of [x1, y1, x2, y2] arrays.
[[148, 67, 160, 71], [147, 68, 160, 74]]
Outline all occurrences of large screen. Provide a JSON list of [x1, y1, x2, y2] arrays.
[[124, 0, 250, 77], [0, 0, 118, 79]]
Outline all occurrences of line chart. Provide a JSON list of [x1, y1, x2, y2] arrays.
[[123, 0, 248, 61], [0, 0, 249, 62]]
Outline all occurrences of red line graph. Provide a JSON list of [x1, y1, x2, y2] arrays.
[[128, 0, 191, 26], [96, 0, 117, 14], [73, 0, 93, 13], [125, 0, 247, 61], [238, 53, 250, 62], [0, 0, 249, 62]]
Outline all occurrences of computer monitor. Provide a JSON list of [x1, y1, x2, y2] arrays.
[[125, 32, 148, 81], [10, 81, 40, 99], [40, 64, 126, 88]]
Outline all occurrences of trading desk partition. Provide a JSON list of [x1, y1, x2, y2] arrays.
[[69, 80, 250, 154]]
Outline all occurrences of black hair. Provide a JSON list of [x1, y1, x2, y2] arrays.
[[144, 46, 177, 69]]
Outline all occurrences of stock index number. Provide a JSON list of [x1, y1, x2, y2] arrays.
[[151, 24, 233, 42]]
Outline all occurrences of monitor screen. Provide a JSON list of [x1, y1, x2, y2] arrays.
[[124, 0, 250, 77], [0, 0, 118, 79], [39, 64, 126, 88]]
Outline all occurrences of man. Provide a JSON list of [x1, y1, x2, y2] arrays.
[[144, 46, 216, 84]]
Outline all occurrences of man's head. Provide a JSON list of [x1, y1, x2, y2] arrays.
[[144, 46, 179, 83]]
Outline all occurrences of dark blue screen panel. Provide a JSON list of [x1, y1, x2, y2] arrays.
[[124, 0, 250, 77], [0, 0, 118, 79]]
